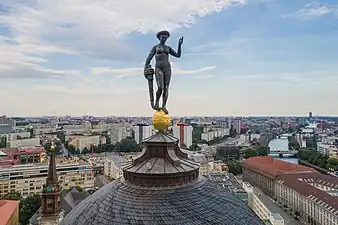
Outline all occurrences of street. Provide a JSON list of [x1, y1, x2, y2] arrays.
[[253, 187, 302, 225]]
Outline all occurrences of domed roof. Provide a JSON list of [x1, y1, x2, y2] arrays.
[[60, 178, 263, 225], [60, 132, 264, 225]]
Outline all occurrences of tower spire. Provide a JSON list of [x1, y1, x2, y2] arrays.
[[41, 138, 62, 217]]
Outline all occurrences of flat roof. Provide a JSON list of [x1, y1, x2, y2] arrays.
[[208, 173, 246, 193]]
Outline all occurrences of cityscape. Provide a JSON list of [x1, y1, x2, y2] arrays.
[[0, 114, 337, 225], [1, 0, 338, 225]]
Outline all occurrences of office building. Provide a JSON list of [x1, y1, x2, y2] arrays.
[[243, 156, 338, 225], [0, 200, 19, 225], [0, 162, 94, 199], [172, 123, 193, 149]]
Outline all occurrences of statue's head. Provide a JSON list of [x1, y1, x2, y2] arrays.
[[156, 30, 170, 44]]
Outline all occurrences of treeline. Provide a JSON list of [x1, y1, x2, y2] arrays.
[[65, 137, 141, 155], [298, 148, 338, 171]]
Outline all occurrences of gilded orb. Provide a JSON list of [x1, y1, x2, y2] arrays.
[[152, 110, 171, 132]]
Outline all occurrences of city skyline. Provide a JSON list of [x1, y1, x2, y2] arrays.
[[1, 0, 338, 116]]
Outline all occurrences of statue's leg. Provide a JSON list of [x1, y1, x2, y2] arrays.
[[161, 66, 171, 114], [154, 68, 164, 110]]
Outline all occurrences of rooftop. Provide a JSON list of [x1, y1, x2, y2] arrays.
[[0, 200, 19, 225], [243, 156, 316, 178], [208, 173, 246, 194], [278, 172, 338, 215]]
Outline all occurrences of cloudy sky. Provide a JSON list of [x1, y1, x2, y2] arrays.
[[1, 0, 338, 117]]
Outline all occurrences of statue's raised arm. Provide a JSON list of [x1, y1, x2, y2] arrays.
[[143, 31, 183, 115]]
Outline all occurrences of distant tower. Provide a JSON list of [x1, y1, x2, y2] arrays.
[[177, 123, 187, 149], [309, 112, 313, 118], [38, 140, 64, 224]]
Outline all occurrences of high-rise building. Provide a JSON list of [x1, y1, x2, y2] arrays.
[[233, 119, 242, 134], [133, 124, 154, 144], [109, 126, 128, 144], [172, 123, 193, 149], [309, 112, 313, 118]]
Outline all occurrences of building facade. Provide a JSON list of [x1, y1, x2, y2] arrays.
[[172, 124, 193, 149], [0, 163, 94, 199], [243, 156, 338, 225]]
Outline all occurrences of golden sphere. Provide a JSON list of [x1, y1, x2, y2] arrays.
[[152, 110, 171, 132]]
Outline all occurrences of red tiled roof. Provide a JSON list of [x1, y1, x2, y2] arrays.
[[279, 172, 338, 212], [243, 156, 316, 178], [0, 200, 19, 225]]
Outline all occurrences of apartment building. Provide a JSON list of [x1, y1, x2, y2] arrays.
[[275, 172, 338, 225], [172, 124, 193, 149], [133, 125, 154, 144], [201, 128, 230, 142], [0, 163, 94, 198], [317, 142, 338, 156], [109, 126, 129, 144], [8, 138, 40, 148], [67, 135, 102, 151], [104, 154, 129, 179], [7, 132, 31, 141]]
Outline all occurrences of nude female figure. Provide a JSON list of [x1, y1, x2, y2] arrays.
[[144, 30, 183, 114]]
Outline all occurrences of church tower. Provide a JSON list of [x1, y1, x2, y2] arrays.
[[38, 139, 64, 224]]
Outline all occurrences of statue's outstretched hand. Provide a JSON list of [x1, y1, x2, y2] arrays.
[[178, 36, 184, 45]]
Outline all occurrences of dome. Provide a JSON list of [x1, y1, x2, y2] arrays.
[[60, 178, 263, 225], [60, 133, 264, 225]]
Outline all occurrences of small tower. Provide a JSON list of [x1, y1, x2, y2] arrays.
[[38, 139, 64, 224]]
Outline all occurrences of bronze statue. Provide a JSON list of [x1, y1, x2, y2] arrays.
[[144, 30, 183, 114]]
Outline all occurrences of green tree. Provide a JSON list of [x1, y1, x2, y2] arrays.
[[327, 158, 338, 170], [1, 191, 22, 201], [82, 147, 90, 154], [114, 138, 140, 152], [0, 136, 7, 148], [256, 146, 269, 156], [244, 149, 258, 159], [20, 194, 41, 225], [57, 131, 66, 143]]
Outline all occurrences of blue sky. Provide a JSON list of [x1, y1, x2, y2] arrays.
[[1, 0, 338, 117]]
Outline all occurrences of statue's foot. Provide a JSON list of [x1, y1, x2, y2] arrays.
[[154, 102, 160, 110], [162, 107, 168, 114]]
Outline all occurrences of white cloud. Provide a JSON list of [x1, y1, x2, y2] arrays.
[[91, 65, 216, 77], [0, 0, 243, 84], [294, 2, 338, 20]]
